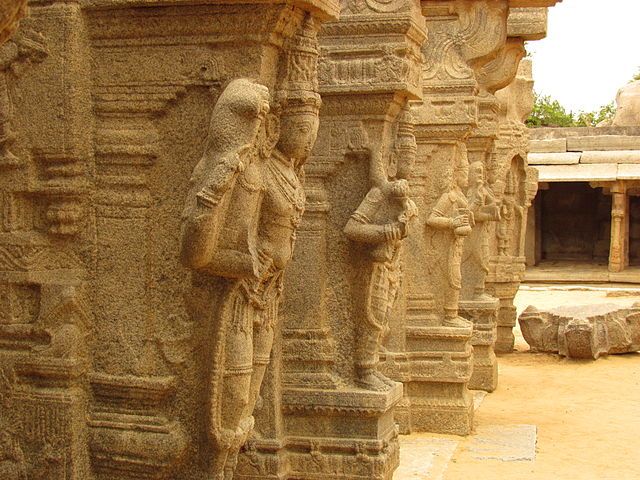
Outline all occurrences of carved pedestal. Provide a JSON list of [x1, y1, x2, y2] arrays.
[[15, 357, 91, 480], [459, 298, 499, 392], [88, 374, 187, 479], [381, 324, 474, 435], [282, 385, 402, 479]]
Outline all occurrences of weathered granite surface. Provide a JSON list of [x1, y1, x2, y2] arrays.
[[519, 303, 640, 359], [0, 0, 563, 478]]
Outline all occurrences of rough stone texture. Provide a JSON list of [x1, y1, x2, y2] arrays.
[[0, 1, 340, 479], [519, 303, 640, 359], [581, 150, 640, 164], [528, 152, 580, 165], [378, 1, 555, 433], [612, 80, 640, 127], [534, 163, 619, 181], [529, 138, 567, 153], [0, 0, 26, 46], [273, 1, 426, 478], [485, 59, 538, 354], [567, 135, 640, 152], [0, 0, 563, 477]]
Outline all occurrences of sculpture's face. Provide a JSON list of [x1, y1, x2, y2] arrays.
[[455, 166, 469, 189], [396, 147, 416, 181], [470, 164, 484, 187], [277, 111, 319, 162]]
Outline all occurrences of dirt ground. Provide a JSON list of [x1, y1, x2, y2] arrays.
[[397, 284, 640, 480]]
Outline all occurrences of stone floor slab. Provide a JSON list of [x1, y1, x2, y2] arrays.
[[473, 390, 487, 410], [395, 436, 459, 479], [465, 424, 537, 462]]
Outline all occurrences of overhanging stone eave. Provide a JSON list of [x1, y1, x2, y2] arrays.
[[80, 0, 340, 19]]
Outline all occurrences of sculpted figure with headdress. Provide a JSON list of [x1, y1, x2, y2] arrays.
[[426, 147, 474, 327], [180, 16, 321, 480], [344, 109, 418, 391], [461, 161, 500, 300]]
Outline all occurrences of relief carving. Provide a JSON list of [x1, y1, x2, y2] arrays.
[[180, 15, 321, 480], [344, 108, 417, 391], [462, 160, 500, 299], [426, 146, 473, 327], [0, 26, 47, 168]]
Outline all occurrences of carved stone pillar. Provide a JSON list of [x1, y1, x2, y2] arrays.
[[461, 24, 526, 392], [0, 4, 93, 478], [2, 1, 341, 479], [485, 6, 558, 354], [609, 182, 630, 273], [378, 0, 511, 435], [278, 1, 426, 476]]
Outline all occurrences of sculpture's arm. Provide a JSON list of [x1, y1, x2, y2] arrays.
[[344, 216, 402, 244], [426, 194, 454, 231]]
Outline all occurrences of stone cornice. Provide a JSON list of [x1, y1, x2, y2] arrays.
[[80, 0, 340, 20], [507, 7, 548, 41]]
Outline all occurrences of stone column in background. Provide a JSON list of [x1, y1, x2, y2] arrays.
[[486, 7, 554, 354], [609, 182, 630, 273], [277, 0, 426, 477]]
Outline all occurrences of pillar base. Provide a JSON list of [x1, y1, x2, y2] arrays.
[[279, 383, 402, 479], [381, 324, 474, 435], [460, 298, 499, 393]]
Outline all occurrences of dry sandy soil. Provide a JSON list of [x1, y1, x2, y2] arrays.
[[396, 284, 640, 480]]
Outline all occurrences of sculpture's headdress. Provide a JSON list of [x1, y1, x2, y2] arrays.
[[276, 14, 322, 114], [394, 106, 417, 155]]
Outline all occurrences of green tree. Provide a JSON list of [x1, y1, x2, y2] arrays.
[[575, 101, 616, 127], [632, 67, 640, 82], [526, 93, 576, 127]]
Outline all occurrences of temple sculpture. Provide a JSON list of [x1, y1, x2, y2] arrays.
[[0, 0, 565, 477], [426, 150, 474, 328], [486, 57, 539, 354], [344, 109, 418, 391]]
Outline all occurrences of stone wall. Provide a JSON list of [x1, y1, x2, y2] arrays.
[[0, 0, 560, 479]]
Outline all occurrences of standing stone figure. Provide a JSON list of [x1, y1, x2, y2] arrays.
[[496, 172, 522, 256], [462, 161, 500, 300], [0, 27, 47, 165], [180, 17, 321, 480], [344, 112, 417, 391], [426, 148, 473, 327]]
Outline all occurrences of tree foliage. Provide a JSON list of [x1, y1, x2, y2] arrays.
[[526, 93, 575, 127], [526, 92, 616, 128]]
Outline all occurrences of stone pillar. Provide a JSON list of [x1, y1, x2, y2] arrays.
[[378, 0, 512, 435], [609, 182, 630, 273], [0, 4, 93, 478], [277, 1, 426, 476], [485, 6, 557, 354], [462, 30, 527, 392], [2, 1, 342, 479]]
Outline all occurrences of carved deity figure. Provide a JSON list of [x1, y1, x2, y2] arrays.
[[0, 27, 47, 165], [462, 161, 500, 300], [180, 17, 321, 480], [496, 171, 523, 256], [344, 111, 417, 391], [426, 148, 473, 327]]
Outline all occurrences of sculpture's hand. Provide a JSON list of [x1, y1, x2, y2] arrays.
[[254, 249, 274, 279], [452, 214, 469, 229]]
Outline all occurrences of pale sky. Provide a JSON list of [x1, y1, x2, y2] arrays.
[[527, 0, 639, 114]]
